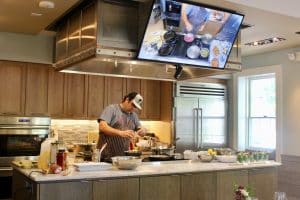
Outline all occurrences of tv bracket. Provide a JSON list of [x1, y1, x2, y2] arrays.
[[174, 64, 183, 79]]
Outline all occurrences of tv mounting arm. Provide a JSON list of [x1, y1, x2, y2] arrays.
[[174, 64, 183, 79]]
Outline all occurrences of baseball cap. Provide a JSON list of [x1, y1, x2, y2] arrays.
[[132, 93, 143, 110]]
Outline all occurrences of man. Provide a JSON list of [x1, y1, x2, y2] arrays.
[[181, 3, 210, 34], [97, 92, 146, 161]]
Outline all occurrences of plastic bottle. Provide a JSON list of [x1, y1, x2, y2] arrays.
[[38, 137, 55, 170]]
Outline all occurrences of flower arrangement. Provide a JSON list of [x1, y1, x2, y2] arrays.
[[234, 184, 254, 200]]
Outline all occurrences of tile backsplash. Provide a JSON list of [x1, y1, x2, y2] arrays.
[[51, 119, 172, 144]]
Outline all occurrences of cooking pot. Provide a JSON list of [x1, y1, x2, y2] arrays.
[[124, 150, 142, 157], [187, 45, 200, 59], [148, 154, 174, 161], [163, 30, 178, 44], [158, 43, 175, 56]]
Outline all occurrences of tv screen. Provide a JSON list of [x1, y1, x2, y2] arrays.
[[137, 0, 244, 69]]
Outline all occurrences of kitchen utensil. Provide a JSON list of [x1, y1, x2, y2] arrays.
[[111, 156, 142, 170], [148, 154, 173, 161], [158, 43, 176, 56], [200, 47, 209, 58], [198, 154, 213, 162], [96, 142, 107, 162], [187, 45, 200, 59], [201, 33, 213, 45], [163, 30, 177, 44], [184, 33, 195, 43], [124, 150, 142, 157]]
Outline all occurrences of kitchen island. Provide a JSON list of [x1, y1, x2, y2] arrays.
[[13, 160, 280, 200]]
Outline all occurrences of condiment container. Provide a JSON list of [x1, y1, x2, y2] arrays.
[[56, 149, 67, 170]]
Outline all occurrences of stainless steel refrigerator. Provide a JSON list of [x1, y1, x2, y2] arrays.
[[174, 83, 227, 153]]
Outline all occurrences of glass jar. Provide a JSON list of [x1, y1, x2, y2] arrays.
[[56, 149, 66, 170]]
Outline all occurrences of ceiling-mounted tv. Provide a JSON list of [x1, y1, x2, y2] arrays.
[[137, 0, 244, 69]]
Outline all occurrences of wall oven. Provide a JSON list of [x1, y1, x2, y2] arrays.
[[0, 116, 50, 200]]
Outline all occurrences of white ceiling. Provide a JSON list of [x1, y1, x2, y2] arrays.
[[0, 0, 299, 56]]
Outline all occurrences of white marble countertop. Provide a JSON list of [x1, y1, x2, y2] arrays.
[[14, 160, 281, 183]]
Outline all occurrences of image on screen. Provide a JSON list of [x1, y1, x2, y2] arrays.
[[137, 0, 244, 69]]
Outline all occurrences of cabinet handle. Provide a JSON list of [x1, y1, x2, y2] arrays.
[[30, 113, 49, 117], [1, 112, 18, 116]]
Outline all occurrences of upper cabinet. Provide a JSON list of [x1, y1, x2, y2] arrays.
[[64, 73, 88, 119], [0, 61, 173, 121], [25, 63, 49, 116], [141, 80, 161, 120], [104, 77, 125, 107], [0, 61, 25, 116], [48, 67, 65, 118], [87, 75, 105, 119]]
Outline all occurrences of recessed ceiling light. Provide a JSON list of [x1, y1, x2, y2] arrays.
[[39, 0, 55, 9], [295, 31, 300, 35], [31, 12, 43, 17], [244, 37, 286, 46]]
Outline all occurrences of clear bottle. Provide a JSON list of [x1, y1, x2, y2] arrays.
[[38, 137, 55, 170]]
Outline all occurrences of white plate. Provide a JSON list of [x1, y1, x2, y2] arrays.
[[74, 162, 112, 172]]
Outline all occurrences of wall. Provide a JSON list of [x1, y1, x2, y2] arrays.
[[240, 46, 300, 199], [51, 119, 172, 145], [242, 46, 300, 156], [0, 31, 54, 64]]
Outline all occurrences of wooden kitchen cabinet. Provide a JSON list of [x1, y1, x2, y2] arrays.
[[217, 170, 248, 200], [248, 167, 277, 200], [160, 81, 173, 121], [181, 172, 216, 200], [124, 78, 141, 94], [48, 67, 65, 118], [140, 175, 180, 200], [87, 75, 105, 119], [25, 63, 49, 116], [39, 181, 92, 200], [140, 80, 161, 120], [0, 61, 25, 116], [64, 73, 88, 119], [104, 77, 125, 107], [93, 178, 139, 200]]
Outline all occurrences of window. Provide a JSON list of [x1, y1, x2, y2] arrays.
[[248, 75, 276, 150]]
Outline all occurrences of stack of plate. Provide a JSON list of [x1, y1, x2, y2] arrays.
[[73, 162, 112, 172]]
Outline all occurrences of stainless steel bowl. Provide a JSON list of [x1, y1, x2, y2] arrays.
[[111, 156, 142, 170]]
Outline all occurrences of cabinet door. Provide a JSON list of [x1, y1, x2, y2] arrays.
[[25, 63, 49, 116], [48, 68, 65, 118], [217, 170, 248, 200], [0, 61, 25, 116], [87, 75, 105, 119], [125, 78, 141, 94], [140, 175, 180, 200], [39, 181, 92, 200], [181, 173, 216, 200], [104, 77, 125, 107], [248, 167, 277, 200], [64, 73, 88, 118], [141, 80, 161, 120], [93, 178, 139, 200], [160, 81, 173, 121]]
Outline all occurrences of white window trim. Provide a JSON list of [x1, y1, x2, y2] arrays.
[[232, 65, 283, 162]]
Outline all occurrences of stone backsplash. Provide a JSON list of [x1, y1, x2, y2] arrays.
[[51, 119, 172, 145]]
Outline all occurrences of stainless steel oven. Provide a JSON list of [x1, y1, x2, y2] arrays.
[[0, 116, 50, 199]]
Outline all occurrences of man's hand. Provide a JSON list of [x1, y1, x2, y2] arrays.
[[186, 23, 193, 32], [119, 130, 135, 138], [136, 127, 147, 137]]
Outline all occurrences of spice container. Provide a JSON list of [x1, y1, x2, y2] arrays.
[[56, 149, 67, 170]]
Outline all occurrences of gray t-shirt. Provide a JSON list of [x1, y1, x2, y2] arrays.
[[98, 104, 141, 159]]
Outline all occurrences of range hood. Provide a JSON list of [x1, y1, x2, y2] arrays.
[[53, 0, 242, 81]]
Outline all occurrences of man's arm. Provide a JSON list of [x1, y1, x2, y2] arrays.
[[181, 4, 193, 32], [99, 120, 135, 138]]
